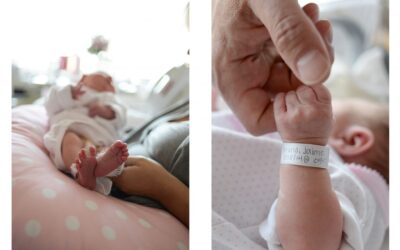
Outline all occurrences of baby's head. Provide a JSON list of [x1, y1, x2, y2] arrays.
[[80, 72, 115, 93], [329, 98, 389, 182]]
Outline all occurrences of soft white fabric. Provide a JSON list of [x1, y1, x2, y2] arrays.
[[70, 162, 124, 195], [94, 164, 124, 195], [212, 112, 388, 250], [347, 163, 389, 227], [43, 84, 126, 194]]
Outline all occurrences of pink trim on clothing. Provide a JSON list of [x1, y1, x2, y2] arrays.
[[347, 163, 389, 227]]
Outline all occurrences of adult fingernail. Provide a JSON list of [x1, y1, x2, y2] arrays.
[[296, 49, 330, 85]]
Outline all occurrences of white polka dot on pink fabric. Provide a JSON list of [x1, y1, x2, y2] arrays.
[[102, 226, 116, 240], [42, 188, 57, 199], [177, 241, 188, 250], [158, 211, 171, 218], [54, 178, 66, 185], [85, 200, 98, 211], [138, 218, 152, 229], [65, 216, 80, 231], [115, 209, 127, 220], [25, 219, 41, 238]]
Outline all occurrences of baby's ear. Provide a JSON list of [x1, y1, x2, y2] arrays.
[[329, 125, 374, 157]]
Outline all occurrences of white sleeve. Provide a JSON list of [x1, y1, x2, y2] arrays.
[[44, 85, 76, 117], [259, 168, 384, 250]]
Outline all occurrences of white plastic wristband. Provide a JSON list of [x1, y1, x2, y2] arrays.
[[281, 143, 329, 168]]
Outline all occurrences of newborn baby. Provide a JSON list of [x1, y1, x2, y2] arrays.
[[44, 72, 129, 195]]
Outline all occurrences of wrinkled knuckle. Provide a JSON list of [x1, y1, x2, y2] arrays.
[[273, 14, 304, 54], [297, 85, 313, 97], [306, 108, 319, 117], [289, 108, 303, 121]]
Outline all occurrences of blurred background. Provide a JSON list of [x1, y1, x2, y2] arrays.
[[300, 0, 389, 103], [12, 0, 189, 117]]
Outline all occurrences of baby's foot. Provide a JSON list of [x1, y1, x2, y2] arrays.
[[95, 140, 129, 177], [75, 146, 97, 190]]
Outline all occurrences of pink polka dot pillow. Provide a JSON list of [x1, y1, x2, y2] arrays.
[[12, 105, 188, 250]]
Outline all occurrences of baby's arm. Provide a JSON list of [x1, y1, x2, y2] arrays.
[[44, 83, 84, 116], [92, 98, 127, 130], [273, 85, 342, 250], [88, 102, 116, 120]]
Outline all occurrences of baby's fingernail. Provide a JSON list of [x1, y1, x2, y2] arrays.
[[297, 49, 330, 85]]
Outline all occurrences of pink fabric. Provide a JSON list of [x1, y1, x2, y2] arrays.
[[347, 163, 389, 227], [12, 105, 188, 250]]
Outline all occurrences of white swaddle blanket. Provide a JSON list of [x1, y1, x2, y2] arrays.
[[212, 111, 388, 250]]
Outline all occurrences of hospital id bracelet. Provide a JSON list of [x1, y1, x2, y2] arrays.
[[280, 143, 329, 168]]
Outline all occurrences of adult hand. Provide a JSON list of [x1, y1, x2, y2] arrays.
[[274, 85, 332, 146], [112, 156, 174, 199], [113, 156, 189, 227], [213, 0, 334, 135]]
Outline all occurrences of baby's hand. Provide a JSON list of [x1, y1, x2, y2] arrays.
[[71, 82, 85, 100], [273, 85, 333, 146], [88, 102, 115, 120]]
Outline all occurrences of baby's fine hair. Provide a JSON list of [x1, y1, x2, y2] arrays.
[[366, 103, 389, 183]]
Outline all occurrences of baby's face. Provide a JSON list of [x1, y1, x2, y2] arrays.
[[82, 74, 115, 93]]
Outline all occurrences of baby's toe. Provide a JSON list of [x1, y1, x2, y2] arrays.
[[89, 146, 96, 157], [79, 150, 86, 160], [114, 140, 125, 148], [75, 160, 81, 169]]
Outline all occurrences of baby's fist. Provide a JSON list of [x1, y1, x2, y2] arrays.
[[273, 85, 333, 146]]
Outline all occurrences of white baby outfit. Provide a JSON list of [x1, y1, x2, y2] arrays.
[[212, 111, 388, 250], [43, 84, 127, 195]]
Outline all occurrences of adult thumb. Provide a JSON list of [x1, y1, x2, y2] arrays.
[[249, 0, 331, 85]]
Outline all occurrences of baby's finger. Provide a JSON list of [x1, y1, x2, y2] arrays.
[[285, 91, 300, 110], [296, 85, 317, 104], [311, 84, 332, 103], [273, 92, 286, 116]]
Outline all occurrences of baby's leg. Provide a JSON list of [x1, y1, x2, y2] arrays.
[[95, 141, 129, 177], [61, 131, 97, 189], [61, 131, 85, 168]]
